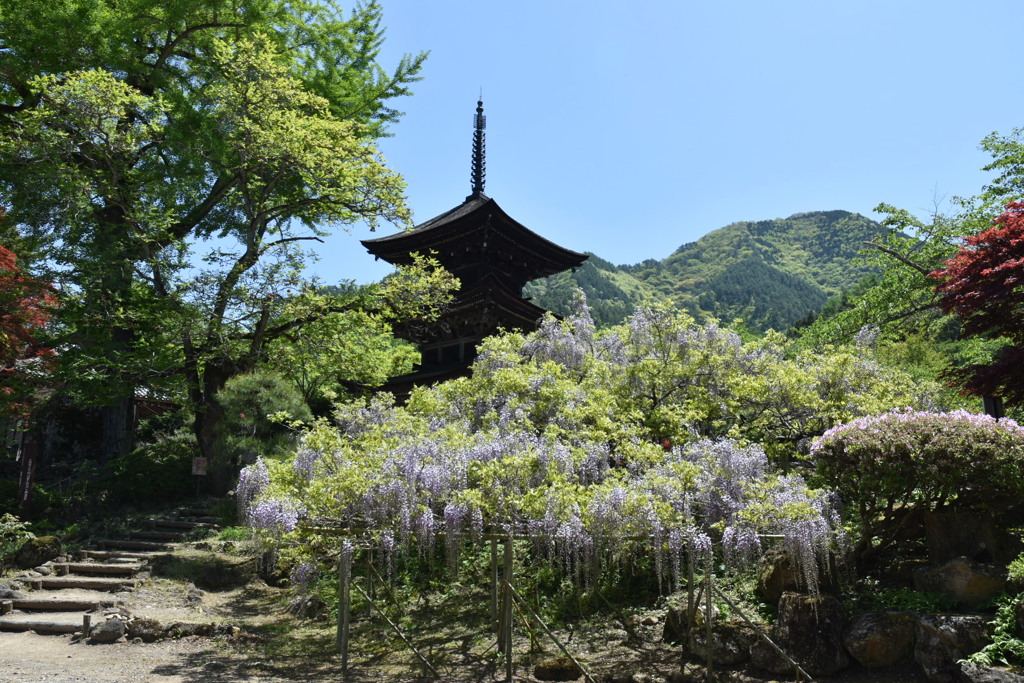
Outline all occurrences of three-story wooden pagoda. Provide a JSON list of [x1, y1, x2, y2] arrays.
[[362, 100, 587, 393]]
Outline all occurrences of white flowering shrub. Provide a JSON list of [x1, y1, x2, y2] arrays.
[[811, 409, 1024, 563]]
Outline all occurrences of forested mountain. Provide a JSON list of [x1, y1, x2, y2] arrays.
[[524, 210, 889, 330]]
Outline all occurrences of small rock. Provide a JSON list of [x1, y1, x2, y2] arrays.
[[287, 594, 327, 620], [686, 617, 757, 665], [34, 565, 52, 576], [606, 628, 629, 642], [535, 656, 582, 681], [89, 616, 127, 644], [0, 585, 27, 600], [630, 674, 665, 683], [673, 664, 706, 683], [641, 615, 659, 626], [127, 617, 164, 643]]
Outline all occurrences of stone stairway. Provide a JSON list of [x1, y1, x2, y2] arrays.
[[0, 506, 219, 638]]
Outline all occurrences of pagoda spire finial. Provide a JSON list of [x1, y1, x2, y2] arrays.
[[468, 97, 486, 200]]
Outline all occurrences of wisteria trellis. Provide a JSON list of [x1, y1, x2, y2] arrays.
[[235, 294, 924, 594]]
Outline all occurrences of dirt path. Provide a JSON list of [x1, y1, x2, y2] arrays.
[[0, 632, 224, 683]]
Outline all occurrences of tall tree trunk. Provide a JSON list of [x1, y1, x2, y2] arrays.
[[189, 357, 239, 494], [100, 395, 134, 463], [93, 205, 138, 463]]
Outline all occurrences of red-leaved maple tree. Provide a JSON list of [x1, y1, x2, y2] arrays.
[[931, 202, 1024, 401], [0, 208, 57, 423]]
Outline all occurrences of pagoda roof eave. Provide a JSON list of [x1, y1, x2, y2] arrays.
[[361, 195, 587, 276]]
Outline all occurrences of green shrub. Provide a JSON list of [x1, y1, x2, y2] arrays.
[[215, 370, 311, 464], [108, 434, 197, 506], [0, 513, 34, 570], [0, 478, 57, 517], [969, 594, 1024, 670], [811, 410, 1024, 563], [217, 370, 311, 440], [844, 583, 958, 614]]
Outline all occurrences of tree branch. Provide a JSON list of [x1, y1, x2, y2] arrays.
[[862, 241, 932, 276]]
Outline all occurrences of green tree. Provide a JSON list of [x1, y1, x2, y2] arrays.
[[931, 203, 1024, 402], [797, 130, 1024, 406], [0, 1, 443, 467]]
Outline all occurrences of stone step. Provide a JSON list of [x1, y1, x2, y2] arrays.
[[0, 612, 85, 633], [130, 530, 185, 542], [175, 508, 213, 518], [80, 549, 163, 561], [97, 539, 167, 551], [53, 562, 144, 576], [183, 516, 218, 524], [30, 577, 138, 592], [4, 598, 114, 612], [149, 518, 218, 531]]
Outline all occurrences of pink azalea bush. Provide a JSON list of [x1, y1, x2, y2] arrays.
[[810, 409, 1024, 562]]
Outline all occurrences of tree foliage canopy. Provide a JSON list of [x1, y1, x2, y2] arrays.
[[0, 0, 449, 462], [931, 203, 1024, 401]]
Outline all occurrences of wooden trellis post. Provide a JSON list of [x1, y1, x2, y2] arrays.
[[704, 551, 714, 682], [491, 538, 499, 632], [337, 554, 352, 674], [502, 537, 514, 683]]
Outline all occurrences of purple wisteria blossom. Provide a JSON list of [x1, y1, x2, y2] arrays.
[[248, 497, 302, 534], [237, 458, 270, 524]]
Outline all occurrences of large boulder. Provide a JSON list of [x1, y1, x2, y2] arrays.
[[14, 536, 61, 569], [959, 662, 1024, 683], [914, 614, 992, 683], [913, 557, 1006, 610], [127, 617, 165, 643], [924, 504, 1024, 565], [843, 611, 916, 668], [750, 592, 849, 676], [924, 510, 1001, 563], [152, 549, 258, 590], [755, 547, 840, 605], [663, 604, 714, 645], [685, 617, 758, 665]]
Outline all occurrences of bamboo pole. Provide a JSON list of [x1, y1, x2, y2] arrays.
[[503, 538, 514, 683], [491, 538, 499, 632], [704, 552, 713, 683], [337, 556, 351, 674], [710, 583, 813, 682], [353, 582, 440, 679], [365, 549, 374, 618], [508, 583, 598, 683]]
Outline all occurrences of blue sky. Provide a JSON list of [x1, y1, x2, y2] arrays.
[[312, 0, 1024, 284]]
